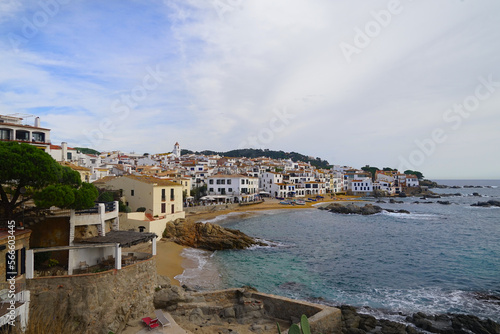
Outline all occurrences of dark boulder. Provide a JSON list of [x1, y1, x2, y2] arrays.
[[471, 200, 500, 208], [407, 312, 500, 334], [163, 219, 267, 251], [390, 199, 404, 204]]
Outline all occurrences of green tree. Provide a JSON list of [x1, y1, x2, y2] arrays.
[[361, 165, 380, 180], [190, 184, 207, 201], [404, 169, 424, 180], [0, 142, 98, 220]]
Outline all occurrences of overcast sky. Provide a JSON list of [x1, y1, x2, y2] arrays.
[[1, 0, 499, 179]]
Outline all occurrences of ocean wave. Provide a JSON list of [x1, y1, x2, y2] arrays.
[[380, 211, 439, 220], [333, 288, 500, 323], [247, 238, 288, 250]]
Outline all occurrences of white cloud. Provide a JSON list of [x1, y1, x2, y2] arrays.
[[0, 0, 499, 178]]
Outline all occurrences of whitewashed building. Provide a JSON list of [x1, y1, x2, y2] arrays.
[[207, 175, 259, 202]]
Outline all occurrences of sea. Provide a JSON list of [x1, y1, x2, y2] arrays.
[[175, 180, 500, 323]]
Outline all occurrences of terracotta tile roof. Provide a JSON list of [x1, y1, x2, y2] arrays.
[[92, 176, 117, 184], [124, 175, 181, 187], [59, 162, 90, 171]]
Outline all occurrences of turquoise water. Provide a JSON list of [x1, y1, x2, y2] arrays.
[[178, 180, 500, 322]]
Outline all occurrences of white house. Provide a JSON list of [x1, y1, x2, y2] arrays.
[[349, 177, 373, 195], [0, 114, 51, 151], [207, 174, 259, 202], [260, 172, 284, 196]]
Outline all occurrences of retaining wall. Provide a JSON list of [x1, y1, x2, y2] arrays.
[[26, 257, 157, 334]]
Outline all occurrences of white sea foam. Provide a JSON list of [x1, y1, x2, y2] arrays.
[[336, 288, 500, 323], [381, 211, 439, 220], [246, 238, 288, 250], [174, 248, 222, 290]]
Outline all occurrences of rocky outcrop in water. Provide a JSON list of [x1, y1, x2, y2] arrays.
[[163, 219, 267, 251], [319, 203, 410, 215], [407, 312, 500, 334], [340, 306, 500, 334], [471, 200, 500, 208]]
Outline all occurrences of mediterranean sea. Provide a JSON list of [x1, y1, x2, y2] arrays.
[[177, 180, 500, 323]]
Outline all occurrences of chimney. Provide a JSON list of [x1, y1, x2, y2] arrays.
[[62, 142, 68, 162], [34, 117, 41, 128]]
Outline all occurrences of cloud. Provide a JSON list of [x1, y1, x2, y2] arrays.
[[0, 0, 499, 178]]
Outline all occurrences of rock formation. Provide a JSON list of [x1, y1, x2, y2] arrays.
[[163, 219, 267, 251], [471, 200, 500, 208], [340, 306, 500, 334], [319, 203, 410, 215]]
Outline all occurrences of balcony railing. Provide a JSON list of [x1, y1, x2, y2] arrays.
[[74, 201, 116, 215]]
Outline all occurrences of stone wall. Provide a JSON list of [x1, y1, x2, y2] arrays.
[[184, 203, 240, 214], [26, 257, 158, 334], [183, 289, 342, 334]]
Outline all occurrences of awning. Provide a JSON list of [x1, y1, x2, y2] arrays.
[[76, 230, 157, 248]]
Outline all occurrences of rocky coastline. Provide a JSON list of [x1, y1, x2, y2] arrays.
[[151, 276, 500, 334], [157, 205, 500, 334]]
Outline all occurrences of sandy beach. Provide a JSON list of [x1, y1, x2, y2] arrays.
[[155, 240, 186, 286]]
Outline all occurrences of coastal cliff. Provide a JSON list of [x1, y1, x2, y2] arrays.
[[163, 218, 267, 251]]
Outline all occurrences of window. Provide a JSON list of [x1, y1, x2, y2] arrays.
[[241, 179, 245, 185], [32, 132, 45, 142], [221, 180, 225, 185], [0, 129, 11, 140], [67, 152, 72, 160], [162, 189, 166, 201], [171, 204, 175, 214], [216, 180, 221, 184], [170, 188, 175, 201], [131, 189, 134, 196], [228, 188, 233, 192], [209, 179, 214, 184], [227, 179, 231, 185], [161, 203, 166, 213], [209, 188, 214, 192]]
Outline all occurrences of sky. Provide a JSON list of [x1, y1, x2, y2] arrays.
[[1, 0, 499, 179]]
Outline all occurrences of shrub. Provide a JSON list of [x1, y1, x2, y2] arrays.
[[137, 207, 146, 212], [47, 259, 59, 267]]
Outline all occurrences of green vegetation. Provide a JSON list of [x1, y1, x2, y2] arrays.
[[119, 200, 131, 213], [182, 148, 331, 169], [48, 259, 59, 267], [361, 166, 380, 180], [98, 191, 115, 202], [137, 207, 146, 212], [278, 315, 313, 334], [74, 147, 100, 155], [0, 142, 98, 221], [361, 165, 425, 181], [190, 184, 207, 201], [404, 169, 424, 180]]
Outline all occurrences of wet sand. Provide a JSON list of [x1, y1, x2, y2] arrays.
[[155, 240, 186, 286]]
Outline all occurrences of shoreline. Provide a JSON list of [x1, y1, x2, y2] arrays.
[[158, 196, 363, 288], [184, 196, 364, 225]]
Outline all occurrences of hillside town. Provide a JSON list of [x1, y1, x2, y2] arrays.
[[0, 113, 421, 332]]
